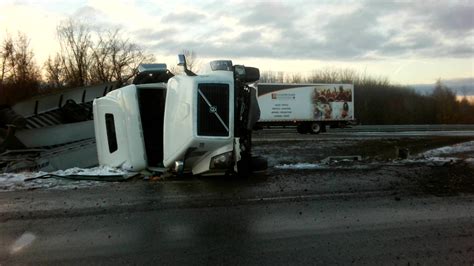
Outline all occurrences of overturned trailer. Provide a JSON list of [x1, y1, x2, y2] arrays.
[[0, 83, 116, 172], [94, 56, 266, 175]]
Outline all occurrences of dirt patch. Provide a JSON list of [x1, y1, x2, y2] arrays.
[[349, 137, 474, 160], [413, 162, 474, 196], [254, 136, 474, 166], [255, 136, 474, 197]]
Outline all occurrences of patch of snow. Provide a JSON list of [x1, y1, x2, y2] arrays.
[[51, 166, 129, 176], [421, 141, 474, 157], [424, 156, 459, 162], [466, 158, 474, 167], [0, 172, 46, 190], [10, 232, 36, 254], [0, 166, 129, 192], [275, 163, 323, 170]]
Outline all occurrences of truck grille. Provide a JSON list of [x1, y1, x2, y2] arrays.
[[197, 83, 229, 137]]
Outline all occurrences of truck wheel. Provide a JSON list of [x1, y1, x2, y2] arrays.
[[237, 157, 251, 176], [310, 122, 322, 134], [251, 155, 268, 172]]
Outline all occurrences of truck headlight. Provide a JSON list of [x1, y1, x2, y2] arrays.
[[210, 151, 233, 169]]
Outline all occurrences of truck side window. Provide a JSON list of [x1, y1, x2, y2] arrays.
[[105, 113, 118, 153]]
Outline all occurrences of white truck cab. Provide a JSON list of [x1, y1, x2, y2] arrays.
[[93, 56, 265, 175]]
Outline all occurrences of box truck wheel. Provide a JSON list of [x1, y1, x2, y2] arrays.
[[310, 122, 322, 134]]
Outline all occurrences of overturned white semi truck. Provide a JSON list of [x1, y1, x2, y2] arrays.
[[93, 56, 266, 175]]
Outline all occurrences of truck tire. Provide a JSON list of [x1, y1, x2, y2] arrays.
[[251, 155, 268, 172], [310, 122, 322, 134], [237, 156, 251, 176]]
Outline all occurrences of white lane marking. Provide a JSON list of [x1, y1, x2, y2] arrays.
[[10, 232, 36, 254]]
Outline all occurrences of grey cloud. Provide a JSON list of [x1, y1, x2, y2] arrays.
[[72, 6, 104, 19], [135, 28, 178, 42], [150, 38, 275, 59], [428, 3, 474, 33], [312, 5, 389, 59], [240, 2, 298, 28], [440, 44, 474, 57], [161, 11, 206, 24], [134, 1, 473, 61], [381, 32, 440, 56], [312, 1, 474, 59], [235, 30, 262, 42]]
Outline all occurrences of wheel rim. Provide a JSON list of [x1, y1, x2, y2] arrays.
[[311, 123, 320, 133]]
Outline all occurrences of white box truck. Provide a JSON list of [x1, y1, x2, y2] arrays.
[[256, 83, 355, 134]]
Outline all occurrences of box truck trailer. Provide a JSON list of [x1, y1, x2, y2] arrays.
[[256, 83, 355, 134], [93, 56, 266, 176]]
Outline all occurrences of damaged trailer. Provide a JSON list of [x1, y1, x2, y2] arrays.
[[0, 83, 116, 172]]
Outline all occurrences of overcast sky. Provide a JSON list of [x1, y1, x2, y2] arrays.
[[0, 0, 473, 85]]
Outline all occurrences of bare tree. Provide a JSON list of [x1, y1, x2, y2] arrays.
[[44, 54, 65, 88], [0, 32, 40, 104], [56, 19, 93, 87], [284, 72, 304, 83], [52, 20, 155, 88], [89, 28, 155, 86], [260, 71, 285, 83], [0, 36, 14, 84]]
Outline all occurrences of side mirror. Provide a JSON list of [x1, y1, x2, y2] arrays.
[[177, 54, 197, 76], [234, 65, 259, 83], [244, 67, 260, 83], [234, 65, 246, 80], [178, 54, 186, 66]]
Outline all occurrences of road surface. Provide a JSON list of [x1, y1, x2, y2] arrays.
[[1, 127, 474, 265]]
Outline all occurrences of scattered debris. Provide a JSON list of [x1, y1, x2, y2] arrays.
[[321, 155, 362, 164], [396, 147, 410, 159], [0, 166, 137, 191], [275, 163, 323, 170]]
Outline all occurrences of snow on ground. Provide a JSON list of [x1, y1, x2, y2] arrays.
[[2, 141, 473, 191], [50, 166, 129, 176], [411, 140, 474, 165], [0, 166, 130, 192], [420, 140, 474, 158], [275, 141, 474, 170], [466, 158, 474, 167], [275, 163, 324, 170]]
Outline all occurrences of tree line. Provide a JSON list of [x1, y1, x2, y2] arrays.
[[0, 18, 155, 105], [261, 70, 474, 124], [1, 19, 472, 124]]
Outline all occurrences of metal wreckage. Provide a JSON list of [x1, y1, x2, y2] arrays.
[[0, 55, 267, 176]]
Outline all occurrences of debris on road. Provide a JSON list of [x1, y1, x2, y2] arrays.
[[321, 155, 362, 164], [0, 166, 134, 191], [396, 147, 410, 159]]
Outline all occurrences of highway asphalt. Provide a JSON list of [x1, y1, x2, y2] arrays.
[[1, 127, 474, 265]]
